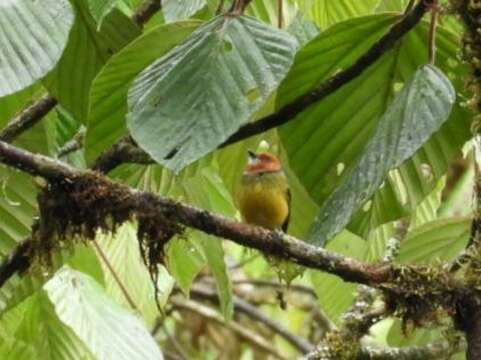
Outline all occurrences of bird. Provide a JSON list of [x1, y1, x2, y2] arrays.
[[236, 150, 290, 232]]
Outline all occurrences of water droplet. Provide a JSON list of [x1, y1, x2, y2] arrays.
[[336, 163, 345, 176]]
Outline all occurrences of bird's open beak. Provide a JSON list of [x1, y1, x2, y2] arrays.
[[247, 150, 257, 161]]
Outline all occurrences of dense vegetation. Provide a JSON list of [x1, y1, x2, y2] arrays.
[[0, 0, 480, 359]]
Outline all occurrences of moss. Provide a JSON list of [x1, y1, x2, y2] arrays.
[[381, 265, 461, 330], [31, 172, 183, 304], [311, 330, 361, 360]]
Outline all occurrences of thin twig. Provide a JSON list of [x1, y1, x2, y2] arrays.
[[277, 0, 283, 28], [232, 278, 317, 298], [404, 0, 416, 14], [383, 218, 410, 262], [159, 321, 191, 360], [0, 95, 57, 143], [92, 239, 139, 311], [189, 286, 314, 354], [427, 1, 439, 65], [131, 0, 161, 26], [216, 0, 225, 15], [57, 127, 86, 158], [171, 297, 287, 359]]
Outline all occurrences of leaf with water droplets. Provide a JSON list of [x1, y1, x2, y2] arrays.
[[127, 15, 297, 172], [310, 65, 455, 246], [0, 0, 74, 97]]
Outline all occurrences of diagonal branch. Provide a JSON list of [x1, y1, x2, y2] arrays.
[[189, 285, 315, 353], [220, 0, 432, 146], [171, 297, 287, 359], [0, 139, 468, 296], [92, 0, 433, 173], [131, 0, 162, 26], [0, 95, 57, 143]]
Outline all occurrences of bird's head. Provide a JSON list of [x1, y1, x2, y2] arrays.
[[244, 150, 282, 174]]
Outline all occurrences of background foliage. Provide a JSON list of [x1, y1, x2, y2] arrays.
[[0, 0, 474, 359]]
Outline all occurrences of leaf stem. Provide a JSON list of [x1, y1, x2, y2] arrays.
[[277, 0, 283, 28], [428, 1, 439, 65], [92, 239, 139, 311]]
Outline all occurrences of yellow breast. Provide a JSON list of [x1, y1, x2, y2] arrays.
[[236, 172, 289, 230]]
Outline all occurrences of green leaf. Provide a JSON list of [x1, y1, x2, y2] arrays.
[[278, 15, 470, 240], [88, 0, 119, 29], [287, 13, 321, 45], [45, 0, 140, 122], [45, 267, 164, 360], [163, 0, 206, 22], [0, 168, 44, 315], [86, 21, 200, 163], [375, 0, 409, 12], [11, 291, 92, 360], [310, 65, 454, 245], [246, 0, 297, 26], [396, 217, 470, 264], [309, 231, 367, 322], [165, 237, 205, 294], [294, 0, 378, 28], [97, 223, 174, 323], [0, 336, 36, 360], [0, 0, 74, 97], [127, 15, 297, 171], [183, 169, 235, 320]]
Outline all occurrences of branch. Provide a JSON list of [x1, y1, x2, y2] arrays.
[[356, 341, 464, 360], [219, 0, 433, 147], [306, 337, 464, 359], [189, 286, 315, 354], [171, 297, 287, 359], [131, 0, 161, 26], [449, 1, 481, 358], [0, 139, 389, 288], [92, 0, 433, 173], [0, 95, 57, 143], [427, 1, 439, 64], [57, 127, 85, 158], [92, 135, 151, 173], [0, 139, 473, 303]]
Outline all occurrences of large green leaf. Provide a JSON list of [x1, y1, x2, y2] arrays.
[[0, 0, 74, 97], [86, 21, 200, 163], [163, 0, 206, 22], [309, 230, 367, 322], [311, 65, 454, 245], [396, 217, 470, 264], [127, 15, 297, 171], [183, 169, 235, 320], [45, 267, 164, 360], [294, 0, 378, 28], [0, 168, 43, 315], [88, 0, 119, 29], [8, 291, 92, 360], [45, 0, 140, 122], [246, 0, 297, 26], [278, 15, 470, 241], [97, 223, 174, 324], [375, 0, 409, 12]]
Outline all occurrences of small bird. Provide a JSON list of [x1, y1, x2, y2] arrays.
[[236, 151, 290, 232]]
